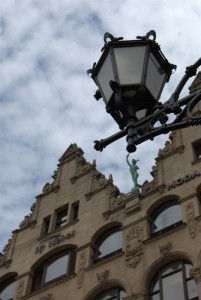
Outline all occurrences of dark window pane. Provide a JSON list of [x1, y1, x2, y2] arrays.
[[187, 279, 199, 299], [33, 268, 43, 290], [0, 281, 16, 300], [152, 202, 182, 233], [150, 276, 159, 292], [98, 231, 122, 258], [45, 254, 69, 283], [193, 142, 201, 159], [56, 209, 68, 228], [162, 271, 185, 300], [72, 201, 79, 220]]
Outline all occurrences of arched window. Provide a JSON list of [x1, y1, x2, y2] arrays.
[[150, 200, 182, 235], [94, 228, 122, 261], [32, 249, 76, 291], [94, 287, 126, 300], [0, 277, 16, 300], [149, 261, 198, 300]]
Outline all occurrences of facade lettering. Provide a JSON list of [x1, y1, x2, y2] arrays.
[[167, 171, 200, 190], [35, 230, 75, 253]]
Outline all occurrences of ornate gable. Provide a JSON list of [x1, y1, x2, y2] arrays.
[[59, 143, 84, 165]]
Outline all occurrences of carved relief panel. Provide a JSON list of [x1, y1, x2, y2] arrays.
[[125, 226, 143, 269]]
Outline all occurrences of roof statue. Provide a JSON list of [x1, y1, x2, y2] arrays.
[[126, 154, 141, 193]]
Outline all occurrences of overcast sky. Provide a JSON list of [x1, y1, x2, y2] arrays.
[[0, 0, 201, 252]]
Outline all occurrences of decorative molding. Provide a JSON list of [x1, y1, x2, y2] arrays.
[[125, 226, 143, 269], [19, 199, 39, 230], [39, 294, 54, 300], [190, 266, 201, 283], [77, 250, 86, 289], [159, 242, 172, 257], [16, 280, 25, 299], [59, 143, 84, 165], [85, 172, 109, 200], [158, 131, 184, 158], [123, 293, 147, 300], [96, 269, 110, 284], [186, 202, 197, 239], [0, 232, 17, 267], [141, 163, 158, 195]]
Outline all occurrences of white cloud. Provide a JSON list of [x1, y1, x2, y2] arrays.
[[0, 0, 201, 251]]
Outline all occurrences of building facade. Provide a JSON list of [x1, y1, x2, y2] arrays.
[[1, 74, 201, 300]]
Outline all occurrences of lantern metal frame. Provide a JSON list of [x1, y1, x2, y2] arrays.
[[88, 30, 201, 153]]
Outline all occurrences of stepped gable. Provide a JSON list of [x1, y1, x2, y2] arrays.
[[141, 130, 184, 196]]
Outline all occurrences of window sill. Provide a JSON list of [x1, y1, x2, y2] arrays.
[[144, 222, 186, 244], [191, 158, 201, 165], [38, 219, 79, 241], [22, 273, 76, 299], [86, 250, 124, 271]]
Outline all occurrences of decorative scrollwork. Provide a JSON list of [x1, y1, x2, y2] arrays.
[[137, 29, 156, 41], [102, 32, 123, 51]]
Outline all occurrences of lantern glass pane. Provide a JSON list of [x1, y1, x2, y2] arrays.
[[146, 53, 166, 100], [114, 46, 146, 84], [136, 109, 147, 120], [96, 53, 114, 103]]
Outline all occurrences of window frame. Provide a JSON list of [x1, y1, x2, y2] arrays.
[[150, 200, 183, 236], [55, 205, 68, 229], [94, 227, 122, 262], [32, 249, 75, 291], [192, 139, 201, 161], [149, 260, 199, 300]]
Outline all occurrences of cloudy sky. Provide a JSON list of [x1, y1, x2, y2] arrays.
[[0, 0, 201, 251]]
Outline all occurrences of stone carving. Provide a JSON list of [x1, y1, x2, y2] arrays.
[[125, 226, 143, 269], [190, 266, 201, 283], [189, 250, 201, 283], [96, 269, 110, 284], [158, 131, 184, 157], [141, 163, 158, 195], [77, 250, 86, 289], [70, 156, 95, 184], [85, 172, 109, 200], [42, 169, 60, 194], [39, 294, 54, 300], [0, 234, 15, 266], [16, 280, 25, 299], [19, 200, 39, 230], [159, 242, 172, 257], [186, 202, 197, 239], [0, 253, 4, 264]]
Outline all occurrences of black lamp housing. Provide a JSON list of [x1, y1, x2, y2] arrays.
[[88, 30, 201, 153], [89, 31, 176, 129]]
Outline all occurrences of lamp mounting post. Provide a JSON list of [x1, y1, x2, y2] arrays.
[[88, 30, 201, 153]]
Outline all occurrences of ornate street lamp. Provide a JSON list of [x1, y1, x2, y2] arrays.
[[88, 30, 201, 152]]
